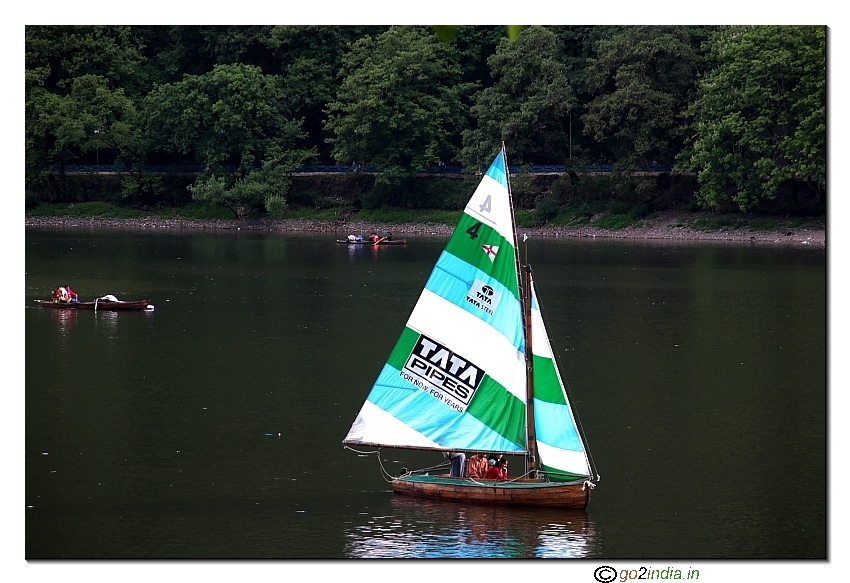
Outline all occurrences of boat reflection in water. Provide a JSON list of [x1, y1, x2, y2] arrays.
[[51, 308, 76, 352], [345, 496, 597, 558]]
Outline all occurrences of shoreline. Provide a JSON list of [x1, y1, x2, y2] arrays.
[[25, 210, 826, 247]]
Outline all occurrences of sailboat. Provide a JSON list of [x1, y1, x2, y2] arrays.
[[343, 145, 599, 508]]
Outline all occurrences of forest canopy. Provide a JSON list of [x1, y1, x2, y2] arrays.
[[25, 25, 826, 213]]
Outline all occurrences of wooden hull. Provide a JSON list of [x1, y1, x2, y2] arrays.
[[337, 239, 407, 245], [35, 299, 151, 311], [391, 474, 593, 509]]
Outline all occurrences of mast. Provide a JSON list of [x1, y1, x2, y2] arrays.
[[502, 142, 539, 476], [524, 265, 539, 475]]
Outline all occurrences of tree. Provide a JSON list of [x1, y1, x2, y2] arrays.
[[25, 67, 64, 195], [26, 26, 147, 97], [549, 26, 621, 162], [142, 63, 314, 215], [325, 26, 474, 179], [142, 63, 309, 172], [461, 26, 576, 169], [680, 26, 826, 210], [25, 71, 143, 199], [265, 25, 387, 162], [582, 26, 701, 167], [25, 26, 151, 198], [187, 152, 293, 218]]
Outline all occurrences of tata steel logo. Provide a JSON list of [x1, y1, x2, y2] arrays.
[[465, 279, 502, 316], [400, 334, 484, 413]]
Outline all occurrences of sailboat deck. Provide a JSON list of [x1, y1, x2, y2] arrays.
[[405, 474, 568, 486]]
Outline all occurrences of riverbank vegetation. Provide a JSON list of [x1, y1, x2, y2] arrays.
[[26, 25, 826, 223]]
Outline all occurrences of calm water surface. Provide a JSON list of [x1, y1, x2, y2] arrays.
[[25, 227, 825, 559]]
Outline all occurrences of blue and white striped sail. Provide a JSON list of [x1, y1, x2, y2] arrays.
[[530, 282, 592, 480], [344, 151, 528, 453]]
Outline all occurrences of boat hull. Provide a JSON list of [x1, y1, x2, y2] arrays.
[[337, 240, 406, 245], [35, 300, 151, 311], [391, 474, 592, 509]]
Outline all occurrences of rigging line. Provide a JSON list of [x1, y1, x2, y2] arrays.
[[534, 282, 600, 481], [375, 454, 397, 483], [407, 461, 451, 475], [499, 469, 535, 484], [343, 444, 382, 455], [342, 446, 396, 482]]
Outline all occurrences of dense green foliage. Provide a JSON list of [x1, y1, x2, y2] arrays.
[[25, 25, 826, 218], [325, 27, 474, 180], [583, 26, 703, 167], [462, 26, 575, 169], [679, 26, 826, 211]]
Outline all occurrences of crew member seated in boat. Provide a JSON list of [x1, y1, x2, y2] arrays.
[[464, 453, 489, 478], [369, 232, 380, 243], [65, 285, 79, 303], [52, 286, 67, 303], [347, 234, 357, 243], [484, 457, 508, 480], [384, 231, 393, 241], [444, 452, 466, 477], [356, 234, 364, 242]]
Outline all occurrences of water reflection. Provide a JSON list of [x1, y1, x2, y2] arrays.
[[94, 309, 120, 337], [345, 496, 597, 558], [51, 308, 76, 348]]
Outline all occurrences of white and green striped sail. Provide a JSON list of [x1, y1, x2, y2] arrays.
[[530, 281, 592, 481], [344, 151, 528, 453]]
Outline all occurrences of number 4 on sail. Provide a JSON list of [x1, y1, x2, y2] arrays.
[[343, 145, 599, 508]]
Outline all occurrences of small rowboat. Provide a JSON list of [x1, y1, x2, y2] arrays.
[[337, 239, 407, 245], [35, 299, 152, 311]]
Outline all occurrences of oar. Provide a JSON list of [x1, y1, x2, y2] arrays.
[[373, 236, 386, 246]]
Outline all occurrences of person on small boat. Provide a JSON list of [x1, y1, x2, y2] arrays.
[[52, 286, 77, 303], [384, 231, 393, 241], [356, 234, 364, 242], [369, 232, 380, 243], [347, 234, 357, 243], [464, 453, 489, 479], [444, 452, 466, 477], [52, 286, 67, 303], [484, 458, 508, 480], [65, 285, 79, 303], [98, 294, 121, 302]]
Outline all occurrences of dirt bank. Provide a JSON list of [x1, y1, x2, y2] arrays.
[[25, 210, 825, 247]]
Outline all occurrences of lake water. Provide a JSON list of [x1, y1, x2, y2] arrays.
[[24, 227, 826, 561]]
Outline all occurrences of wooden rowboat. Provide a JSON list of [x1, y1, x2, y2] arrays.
[[35, 299, 152, 311], [337, 239, 407, 245]]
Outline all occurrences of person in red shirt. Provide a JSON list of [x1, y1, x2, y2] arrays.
[[65, 285, 79, 303], [484, 458, 508, 480]]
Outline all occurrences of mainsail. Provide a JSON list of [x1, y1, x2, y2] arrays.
[[344, 150, 527, 453], [344, 148, 592, 481]]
